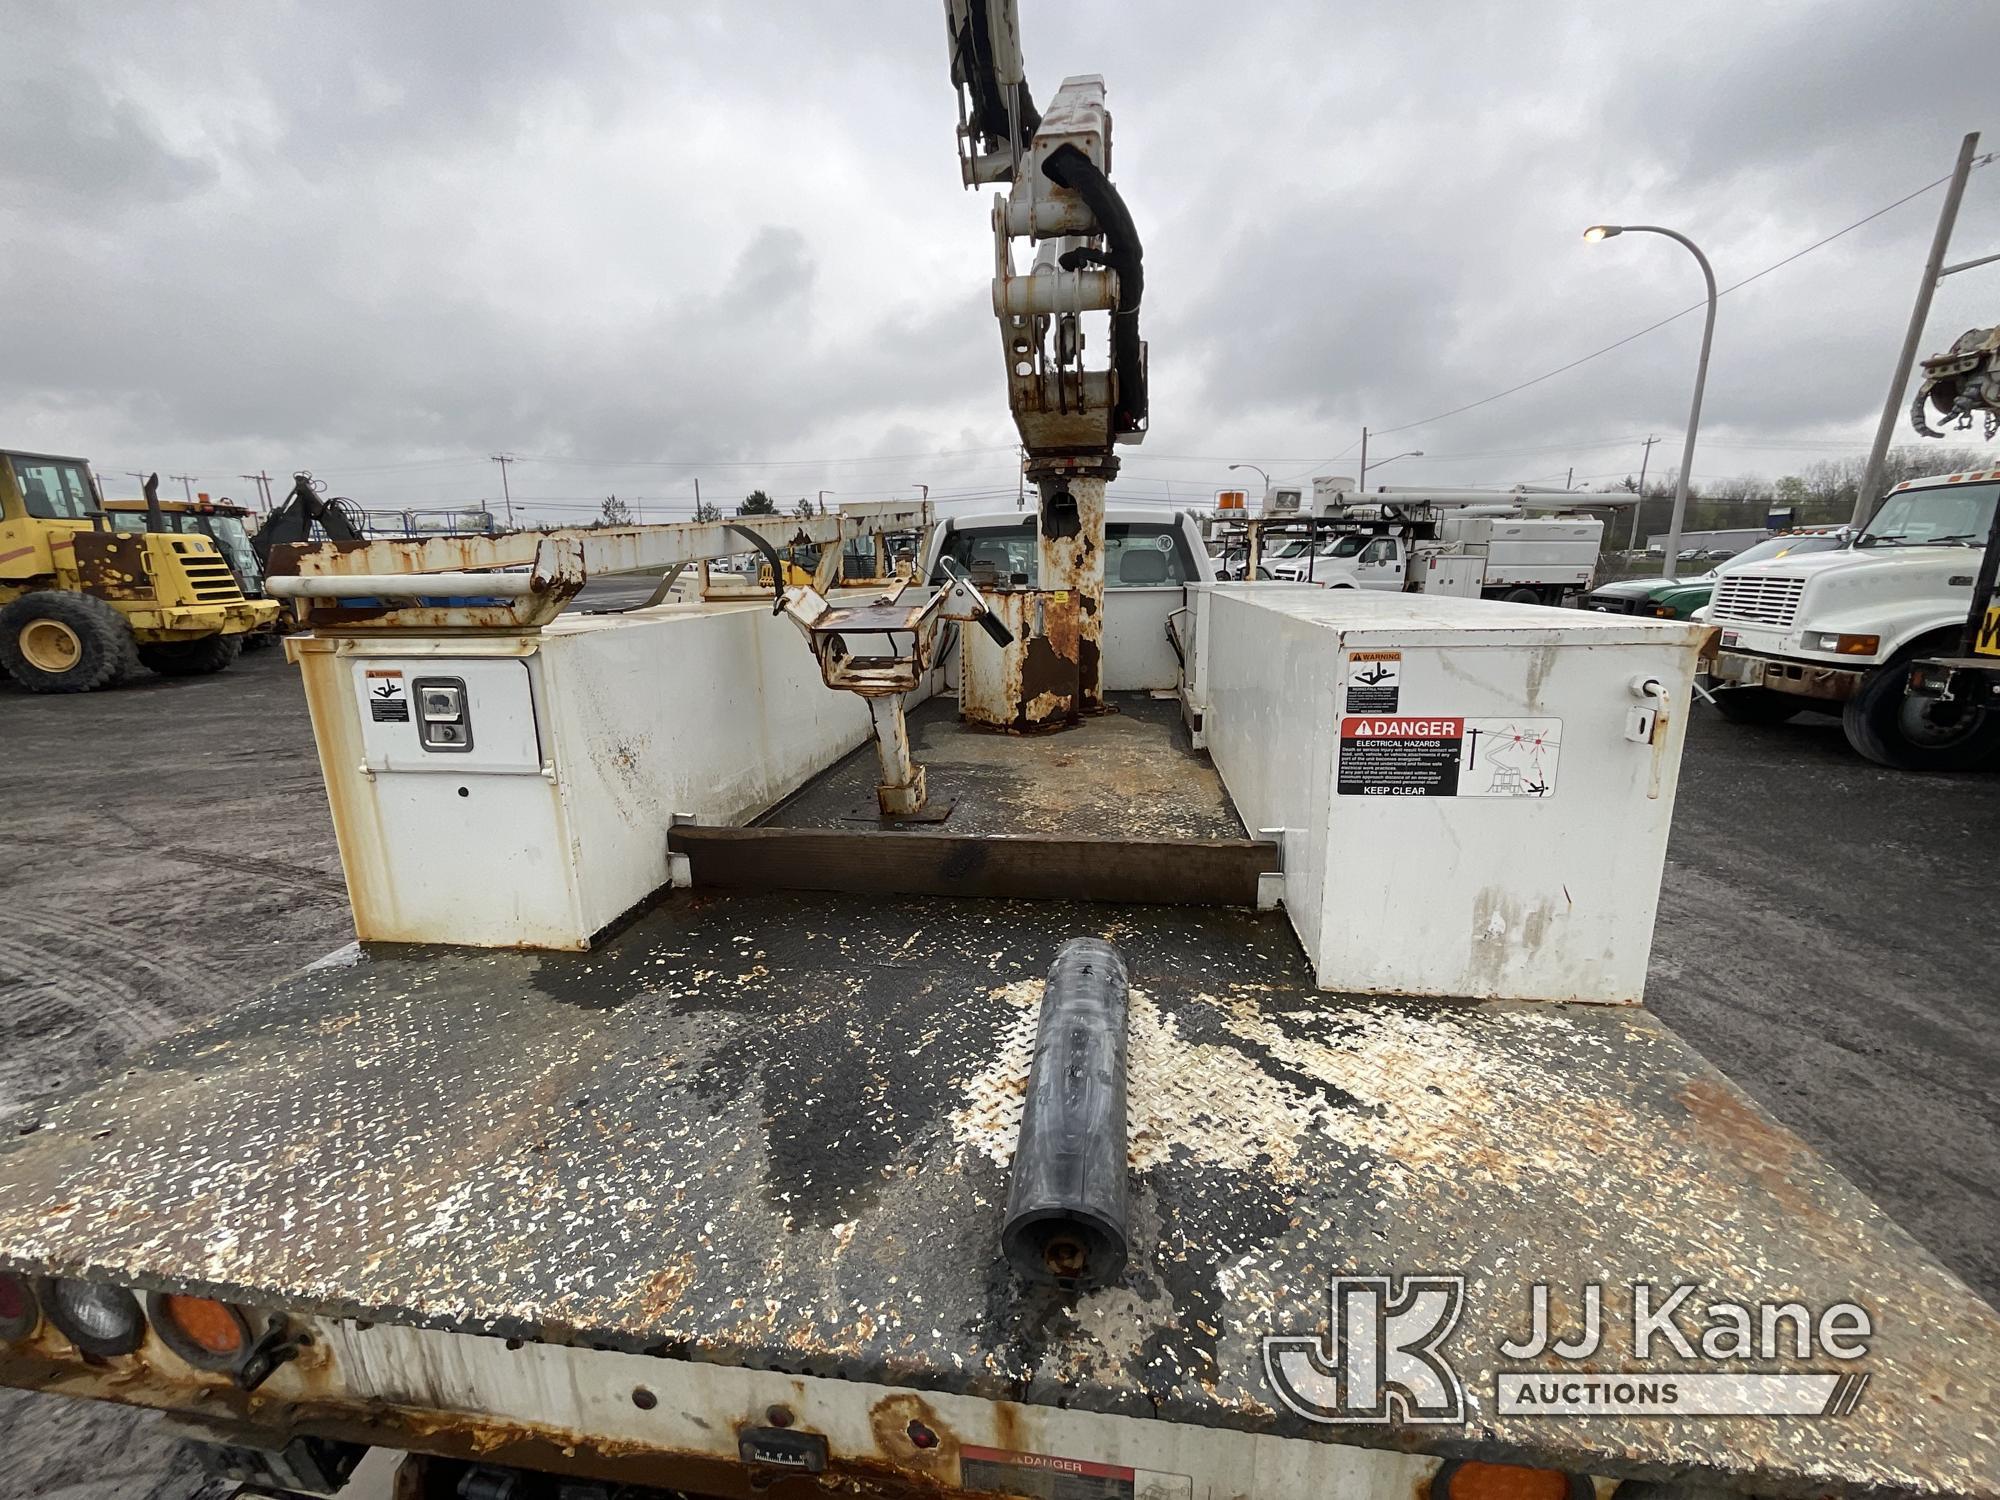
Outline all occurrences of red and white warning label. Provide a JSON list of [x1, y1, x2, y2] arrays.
[[1338, 716, 1562, 798], [958, 1446, 1191, 1500]]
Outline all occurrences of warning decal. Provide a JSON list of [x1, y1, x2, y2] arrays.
[[1462, 716, 1562, 797], [1339, 716, 1463, 795], [1338, 716, 1562, 798], [364, 669, 410, 723], [1344, 650, 1402, 712], [958, 1446, 1191, 1500]]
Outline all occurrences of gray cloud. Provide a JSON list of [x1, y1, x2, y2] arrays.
[[1, 0, 1995, 520]]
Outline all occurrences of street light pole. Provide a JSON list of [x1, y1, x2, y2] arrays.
[[1226, 462, 1270, 498], [1586, 223, 1717, 577], [1852, 132, 1982, 529], [1360, 448, 1423, 488]]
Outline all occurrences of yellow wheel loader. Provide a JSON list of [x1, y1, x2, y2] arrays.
[[0, 452, 279, 693]]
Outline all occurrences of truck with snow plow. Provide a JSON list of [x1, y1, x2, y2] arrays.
[[0, 9, 1996, 1500]]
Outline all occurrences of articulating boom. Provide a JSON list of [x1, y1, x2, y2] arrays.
[[945, 0, 1147, 460], [943, 0, 1149, 717]]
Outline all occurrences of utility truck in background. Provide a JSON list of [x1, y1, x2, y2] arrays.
[[1707, 332, 1999, 770], [0, 10, 1996, 1500], [1249, 485, 1605, 604]]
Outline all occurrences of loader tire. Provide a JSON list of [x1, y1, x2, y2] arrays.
[[0, 592, 140, 693], [138, 632, 243, 677], [1842, 653, 2000, 772]]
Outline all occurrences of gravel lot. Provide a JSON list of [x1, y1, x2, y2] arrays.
[[0, 645, 1994, 1496]]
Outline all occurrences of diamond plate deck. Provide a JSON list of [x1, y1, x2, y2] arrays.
[[0, 892, 1993, 1496], [760, 692, 1243, 841]]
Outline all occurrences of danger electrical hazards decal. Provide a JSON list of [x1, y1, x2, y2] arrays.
[[958, 1446, 1192, 1500], [1338, 716, 1563, 798]]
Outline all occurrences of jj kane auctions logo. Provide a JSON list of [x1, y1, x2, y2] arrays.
[[1265, 1276, 1874, 1423]]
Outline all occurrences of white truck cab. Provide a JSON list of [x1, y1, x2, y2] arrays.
[[1708, 467, 2000, 769], [1265, 530, 1406, 586], [920, 507, 1212, 691]]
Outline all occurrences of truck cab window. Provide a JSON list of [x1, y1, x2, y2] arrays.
[[937, 521, 1196, 589], [11, 461, 94, 520], [1361, 537, 1398, 564], [1859, 482, 1998, 547]]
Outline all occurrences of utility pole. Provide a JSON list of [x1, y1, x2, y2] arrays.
[[1631, 435, 1659, 551], [170, 473, 197, 502], [489, 453, 517, 529], [239, 471, 274, 511], [1565, 467, 1574, 491], [1358, 426, 1368, 493], [1853, 131, 1983, 528]]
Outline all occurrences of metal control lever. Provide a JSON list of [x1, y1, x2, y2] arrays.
[[935, 556, 1015, 645]]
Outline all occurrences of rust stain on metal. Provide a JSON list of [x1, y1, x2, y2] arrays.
[[70, 532, 156, 600], [868, 1390, 957, 1478], [1032, 478, 1107, 712], [265, 537, 374, 578], [1677, 1075, 1822, 1220], [960, 590, 1081, 733]]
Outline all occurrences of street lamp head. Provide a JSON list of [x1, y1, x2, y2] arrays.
[[1409, 450, 1425, 458], [1583, 224, 1623, 243]]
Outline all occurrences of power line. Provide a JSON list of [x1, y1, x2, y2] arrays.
[[1370, 156, 1995, 440]]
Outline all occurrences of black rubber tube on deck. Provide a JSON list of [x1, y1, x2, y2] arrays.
[[1001, 938, 1131, 1288]]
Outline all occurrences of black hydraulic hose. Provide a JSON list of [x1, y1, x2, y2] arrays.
[[958, 0, 1039, 153], [319, 496, 365, 542], [1039, 144, 1146, 436], [1002, 938, 1131, 1288], [725, 524, 789, 613]]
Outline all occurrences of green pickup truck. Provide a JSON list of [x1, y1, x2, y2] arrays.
[[1584, 527, 1850, 618]]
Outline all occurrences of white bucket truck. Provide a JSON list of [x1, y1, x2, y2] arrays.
[[1258, 485, 1604, 604]]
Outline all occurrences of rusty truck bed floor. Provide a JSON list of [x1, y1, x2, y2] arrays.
[[759, 691, 1244, 840], [0, 893, 1994, 1497]]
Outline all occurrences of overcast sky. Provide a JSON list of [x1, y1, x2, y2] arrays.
[[4, 0, 1998, 525]]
